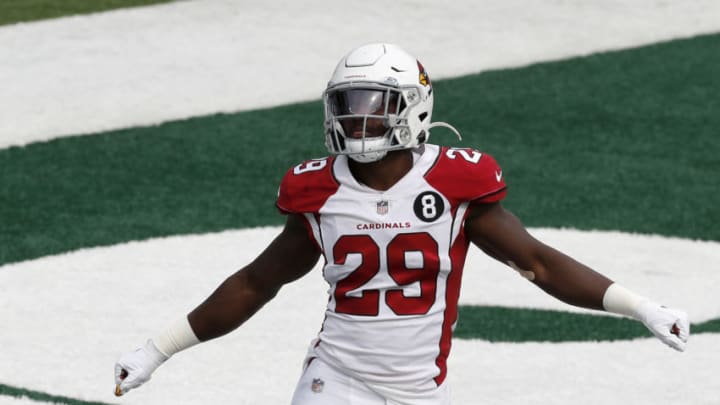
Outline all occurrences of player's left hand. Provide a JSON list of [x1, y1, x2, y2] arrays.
[[636, 301, 690, 352]]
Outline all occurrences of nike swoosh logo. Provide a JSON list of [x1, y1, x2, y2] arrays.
[[495, 170, 503, 182]]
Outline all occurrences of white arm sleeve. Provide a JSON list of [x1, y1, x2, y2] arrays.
[[602, 282, 648, 319], [152, 316, 201, 357]]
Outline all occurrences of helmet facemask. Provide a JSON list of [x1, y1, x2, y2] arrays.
[[324, 82, 422, 163]]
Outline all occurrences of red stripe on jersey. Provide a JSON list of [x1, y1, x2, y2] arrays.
[[434, 209, 471, 386], [425, 147, 507, 206], [276, 157, 339, 214], [297, 214, 322, 252], [470, 186, 507, 205]]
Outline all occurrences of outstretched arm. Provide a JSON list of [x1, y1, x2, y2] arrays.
[[114, 214, 321, 395], [465, 202, 612, 309], [188, 214, 321, 340], [465, 202, 689, 350]]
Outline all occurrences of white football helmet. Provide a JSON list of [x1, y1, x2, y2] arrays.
[[323, 43, 461, 162]]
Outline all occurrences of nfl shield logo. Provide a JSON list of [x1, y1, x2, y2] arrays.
[[376, 200, 389, 215], [311, 378, 324, 393]]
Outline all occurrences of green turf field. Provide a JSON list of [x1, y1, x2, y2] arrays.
[[1, 3, 718, 402], [0, 384, 112, 405], [2, 34, 718, 267], [0, 0, 174, 25]]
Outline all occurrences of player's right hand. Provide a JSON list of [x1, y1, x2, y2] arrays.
[[114, 339, 169, 396]]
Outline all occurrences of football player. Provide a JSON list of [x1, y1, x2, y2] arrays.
[[115, 43, 689, 404]]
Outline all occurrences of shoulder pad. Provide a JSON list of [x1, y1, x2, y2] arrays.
[[276, 157, 339, 214], [425, 147, 506, 205]]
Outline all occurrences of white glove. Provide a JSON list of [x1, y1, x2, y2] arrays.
[[114, 339, 169, 396], [636, 301, 690, 352]]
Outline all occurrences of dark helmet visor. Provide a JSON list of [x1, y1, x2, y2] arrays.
[[328, 88, 399, 116]]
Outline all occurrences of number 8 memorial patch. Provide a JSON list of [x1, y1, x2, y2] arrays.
[[413, 191, 444, 222]]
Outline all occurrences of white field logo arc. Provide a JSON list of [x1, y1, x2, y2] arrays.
[[1, 227, 716, 405]]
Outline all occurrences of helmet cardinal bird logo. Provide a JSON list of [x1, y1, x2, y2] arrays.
[[417, 61, 430, 87]]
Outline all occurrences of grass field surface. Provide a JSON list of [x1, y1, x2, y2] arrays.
[[0, 1, 718, 404], [0, 0, 173, 26]]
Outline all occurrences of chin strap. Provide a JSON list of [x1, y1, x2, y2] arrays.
[[427, 121, 463, 141]]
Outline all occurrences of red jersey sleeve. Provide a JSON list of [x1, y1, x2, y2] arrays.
[[424, 147, 507, 206], [276, 157, 340, 215]]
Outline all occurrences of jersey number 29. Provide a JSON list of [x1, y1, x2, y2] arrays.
[[333, 232, 440, 316]]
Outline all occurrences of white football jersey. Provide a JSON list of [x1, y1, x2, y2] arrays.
[[277, 144, 506, 399]]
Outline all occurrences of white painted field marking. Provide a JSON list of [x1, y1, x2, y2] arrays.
[[0, 228, 717, 404], [1, 0, 720, 147]]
